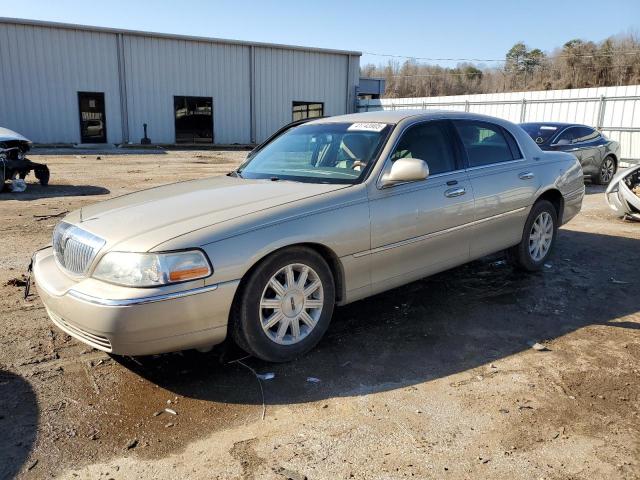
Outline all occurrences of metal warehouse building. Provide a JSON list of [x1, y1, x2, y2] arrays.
[[0, 18, 361, 145]]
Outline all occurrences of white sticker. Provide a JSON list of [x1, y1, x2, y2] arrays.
[[347, 122, 387, 132], [540, 126, 557, 130]]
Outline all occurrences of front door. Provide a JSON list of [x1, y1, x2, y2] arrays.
[[78, 92, 107, 143], [367, 120, 475, 293]]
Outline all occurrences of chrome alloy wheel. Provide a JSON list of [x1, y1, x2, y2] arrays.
[[259, 263, 323, 345], [528, 211, 553, 262], [600, 157, 615, 183]]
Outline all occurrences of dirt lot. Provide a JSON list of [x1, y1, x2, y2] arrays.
[[1, 150, 638, 480]]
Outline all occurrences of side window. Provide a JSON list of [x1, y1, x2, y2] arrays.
[[454, 121, 516, 167], [555, 127, 577, 144], [390, 122, 457, 175], [573, 126, 599, 143]]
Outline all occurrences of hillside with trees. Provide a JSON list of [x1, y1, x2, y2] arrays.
[[361, 33, 640, 98]]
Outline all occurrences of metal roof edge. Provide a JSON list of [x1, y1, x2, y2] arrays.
[[0, 17, 362, 57]]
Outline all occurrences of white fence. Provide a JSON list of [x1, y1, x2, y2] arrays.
[[357, 85, 640, 165]]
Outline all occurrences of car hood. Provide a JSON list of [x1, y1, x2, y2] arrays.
[[0, 127, 31, 143], [76, 175, 349, 251]]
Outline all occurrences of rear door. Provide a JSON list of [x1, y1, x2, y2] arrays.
[[570, 126, 604, 176], [552, 127, 583, 162], [453, 120, 540, 258], [367, 120, 475, 291]]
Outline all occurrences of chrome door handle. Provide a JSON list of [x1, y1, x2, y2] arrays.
[[444, 187, 466, 198], [519, 171, 535, 180]]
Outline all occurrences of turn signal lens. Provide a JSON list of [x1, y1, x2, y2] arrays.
[[169, 266, 211, 282]]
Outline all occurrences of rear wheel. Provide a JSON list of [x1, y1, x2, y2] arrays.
[[507, 200, 558, 271], [35, 165, 50, 186], [594, 155, 616, 185], [231, 247, 335, 362]]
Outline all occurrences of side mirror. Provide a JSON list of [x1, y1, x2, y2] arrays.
[[380, 158, 429, 187]]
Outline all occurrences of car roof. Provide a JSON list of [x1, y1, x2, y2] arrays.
[[308, 109, 506, 125]]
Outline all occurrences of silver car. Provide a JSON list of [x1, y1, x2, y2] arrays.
[[33, 111, 585, 362]]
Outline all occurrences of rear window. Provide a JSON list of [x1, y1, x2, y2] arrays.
[[520, 124, 559, 145]]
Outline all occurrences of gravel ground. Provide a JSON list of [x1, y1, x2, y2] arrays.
[[0, 150, 638, 480]]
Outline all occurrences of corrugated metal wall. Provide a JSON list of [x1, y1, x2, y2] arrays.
[[0, 20, 360, 145], [123, 35, 251, 144], [0, 22, 122, 144], [253, 48, 354, 142], [358, 85, 640, 162]]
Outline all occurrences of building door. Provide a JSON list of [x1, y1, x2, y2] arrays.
[[78, 92, 107, 143], [174, 96, 214, 144]]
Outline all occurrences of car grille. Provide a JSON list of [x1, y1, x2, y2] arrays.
[[47, 308, 113, 352], [52, 222, 105, 276]]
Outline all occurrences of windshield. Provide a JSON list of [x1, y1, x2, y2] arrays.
[[238, 122, 392, 184], [520, 123, 560, 145]]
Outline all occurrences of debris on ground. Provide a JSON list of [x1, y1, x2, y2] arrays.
[[34, 211, 69, 221], [10, 179, 27, 193], [306, 377, 321, 383], [528, 342, 549, 351], [125, 439, 138, 450], [256, 372, 275, 380], [5, 277, 27, 287], [164, 408, 177, 415], [610, 277, 629, 285]]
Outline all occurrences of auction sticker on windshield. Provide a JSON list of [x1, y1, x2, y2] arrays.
[[347, 122, 387, 132]]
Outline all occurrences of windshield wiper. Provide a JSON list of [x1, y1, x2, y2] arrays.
[[228, 169, 243, 178]]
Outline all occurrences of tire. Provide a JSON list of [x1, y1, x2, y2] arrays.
[[0, 166, 5, 191], [593, 155, 616, 185], [35, 165, 50, 186], [231, 246, 335, 362], [507, 200, 558, 272]]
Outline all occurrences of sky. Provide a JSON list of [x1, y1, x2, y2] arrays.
[[2, 0, 639, 67]]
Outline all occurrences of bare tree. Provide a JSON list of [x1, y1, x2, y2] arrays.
[[362, 34, 640, 98]]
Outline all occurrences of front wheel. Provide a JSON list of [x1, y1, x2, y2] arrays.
[[231, 247, 335, 362], [507, 200, 558, 271], [594, 155, 616, 185]]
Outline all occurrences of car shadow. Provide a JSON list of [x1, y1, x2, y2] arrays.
[[584, 184, 606, 195], [0, 370, 38, 479], [1, 183, 110, 200], [113, 229, 639, 406]]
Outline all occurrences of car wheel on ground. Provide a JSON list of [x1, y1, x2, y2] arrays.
[[594, 155, 616, 185], [231, 246, 335, 362], [35, 165, 50, 186], [507, 199, 558, 271]]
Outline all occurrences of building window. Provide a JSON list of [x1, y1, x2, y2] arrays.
[[174, 96, 213, 144], [292, 101, 324, 122]]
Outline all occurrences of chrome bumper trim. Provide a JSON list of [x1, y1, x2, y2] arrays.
[[67, 284, 219, 307]]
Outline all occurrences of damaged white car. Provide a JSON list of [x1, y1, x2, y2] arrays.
[[0, 127, 50, 189], [605, 165, 640, 221]]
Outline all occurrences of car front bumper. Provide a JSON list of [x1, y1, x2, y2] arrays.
[[33, 247, 239, 355]]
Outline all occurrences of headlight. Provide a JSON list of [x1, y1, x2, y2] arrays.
[[93, 250, 212, 287]]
